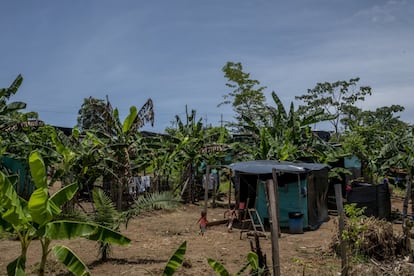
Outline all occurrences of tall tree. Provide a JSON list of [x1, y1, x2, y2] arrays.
[[341, 104, 406, 182], [295, 78, 372, 140], [218, 62, 267, 132]]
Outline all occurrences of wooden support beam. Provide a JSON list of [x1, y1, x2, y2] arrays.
[[334, 183, 348, 276], [267, 170, 281, 276]]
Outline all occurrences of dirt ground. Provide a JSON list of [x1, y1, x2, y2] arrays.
[[0, 197, 413, 275]]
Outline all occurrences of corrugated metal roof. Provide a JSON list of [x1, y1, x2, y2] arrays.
[[229, 160, 329, 174]]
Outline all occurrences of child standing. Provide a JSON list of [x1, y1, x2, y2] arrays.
[[197, 211, 208, 236]]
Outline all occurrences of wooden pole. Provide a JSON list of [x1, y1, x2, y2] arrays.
[[334, 183, 348, 276], [212, 167, 216, 208], [203, 165, 210, 213], [266, 169, 281, 276], [228, 170, 232, 207], [403, 175, 411, 219], [402, 176, 413, 263], [180, 178, 190, 198], [272, 169, 281, 237]]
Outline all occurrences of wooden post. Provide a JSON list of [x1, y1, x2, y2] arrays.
[[117, 179, 123, 211], [212, 167, 216, 208], [180, 178, 190, 198], [334, 183, 348, 276], [402, 176, 411, 219], [203, 165, 210, 213], [266, 170, 281, 276], [228, 170, 232, 207], [402, 176, 413, 263], [272, 169, 281, 237]]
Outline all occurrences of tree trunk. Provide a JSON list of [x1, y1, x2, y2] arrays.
[[38, 238, 51, 276], [117, 180, 123, 211]]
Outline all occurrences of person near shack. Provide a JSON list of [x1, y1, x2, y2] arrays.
[[197, 210, 208, 236], [345, 180, 352, 200], [224, 205, 238, 233]]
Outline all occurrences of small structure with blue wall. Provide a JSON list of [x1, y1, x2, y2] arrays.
[[230, 160, 330, 230], [1, 157, 35, 200]]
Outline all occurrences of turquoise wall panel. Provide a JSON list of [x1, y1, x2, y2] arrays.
[[256, 179, 308, 228]]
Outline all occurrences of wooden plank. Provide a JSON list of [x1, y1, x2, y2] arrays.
[[206, 219, 228, 227]]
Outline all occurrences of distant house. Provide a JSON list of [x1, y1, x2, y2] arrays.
[[55, 126, 73, 136]]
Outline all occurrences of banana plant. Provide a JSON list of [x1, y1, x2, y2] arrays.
[[241, 91, 332, 162], [0, 74, 31, 131], [0, 151, 131, 276], [208, 251, 266, 276], [76, 96, 154, 210]]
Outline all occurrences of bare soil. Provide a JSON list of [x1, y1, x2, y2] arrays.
[[0, 197, 413, 275]]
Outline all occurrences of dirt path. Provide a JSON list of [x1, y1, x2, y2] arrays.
[[0, 204, 339, 275], [0, 197, 412, 275]]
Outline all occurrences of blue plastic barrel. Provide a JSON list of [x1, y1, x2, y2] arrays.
[[288, 212, 304, 234]]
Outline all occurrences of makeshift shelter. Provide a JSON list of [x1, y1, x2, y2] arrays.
[[0, 157, 35, 200], [346, 181, 391, 220], [230, 160, 330, 230]]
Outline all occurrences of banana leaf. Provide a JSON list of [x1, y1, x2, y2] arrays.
[[6, 256, 26, 276], [162, 241, 186, 276], [28, 151, 47, 189], [52, 245, 90, 276], [2, 102, 26, 113], [28, 187, 58, 225], [122, 106, 137, 133], [246, 252, 259, 270], [46, 221, 131, 245], [50, 183, 78, 207], [207, 258, 230, 276], [0, 172, 28, 226]]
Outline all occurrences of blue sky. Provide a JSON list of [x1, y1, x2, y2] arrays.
[[1, 1, 413, 132]]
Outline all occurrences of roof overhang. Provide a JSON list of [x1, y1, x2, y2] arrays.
[[229, 160, 329, 174]]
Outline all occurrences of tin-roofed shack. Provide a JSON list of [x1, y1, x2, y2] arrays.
[[230, 160, 330, 230]]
